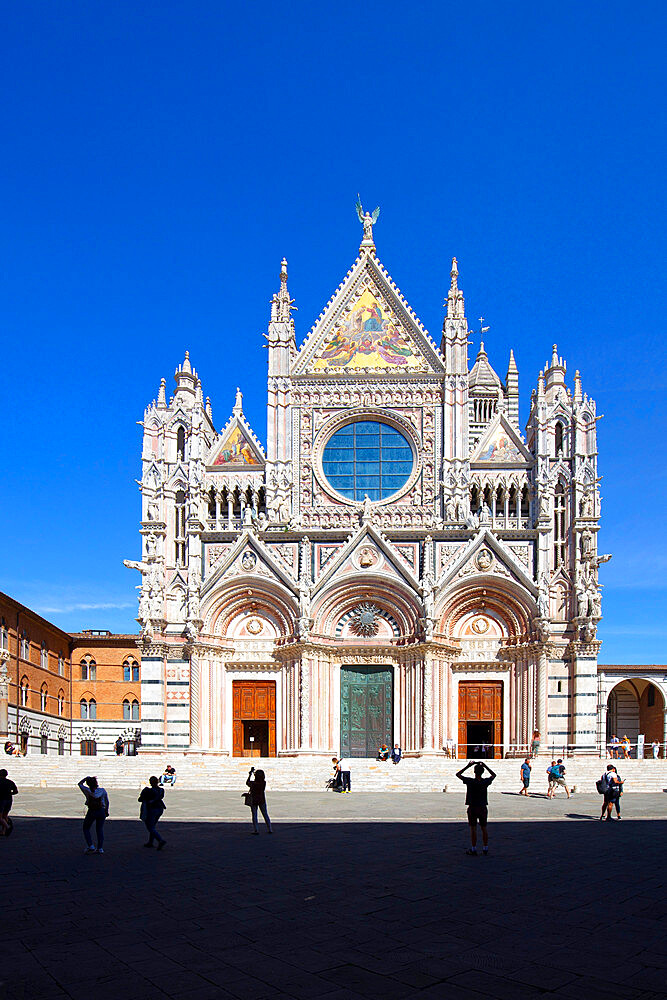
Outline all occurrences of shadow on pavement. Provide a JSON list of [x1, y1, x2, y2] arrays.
[[1, 815, 667, 999]]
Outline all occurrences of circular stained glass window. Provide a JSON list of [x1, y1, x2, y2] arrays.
[[321, 420, 414, 501]]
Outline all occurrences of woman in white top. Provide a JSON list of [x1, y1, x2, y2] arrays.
[[78, 776, 110, 854]]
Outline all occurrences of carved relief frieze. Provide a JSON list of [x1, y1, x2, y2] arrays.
[[437, 542, 465, 576], [205, 543, 234, 575]]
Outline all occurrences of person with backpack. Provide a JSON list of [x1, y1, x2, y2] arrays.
[[77, 776, 109, 854], [546, 760, 557, 798], [599, 764, 623, 821], [549, 759, 571, 799]]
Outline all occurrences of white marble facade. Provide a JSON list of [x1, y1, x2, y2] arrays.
[[127, 221, 610, 756]]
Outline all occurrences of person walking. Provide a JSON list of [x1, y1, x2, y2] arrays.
[[546, 760, 557, 798], [530, 730, 541, 757], [550, 759, 571, 799], [600, 764, 623, 821], [651, 740, 660, 759], [519, 757, 531, 796], [78, 776, 109, 854], [336, 756, 351, 793], [138, 776, 167, 849], [456, 760, 496, 856], [246, 767, 272, 834], [0, 769, 18, 836]]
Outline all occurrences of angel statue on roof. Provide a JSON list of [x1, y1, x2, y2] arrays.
[[356, 195, 380, 244]]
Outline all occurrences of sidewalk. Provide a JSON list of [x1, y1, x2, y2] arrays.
[[11, 787, 667, 822]]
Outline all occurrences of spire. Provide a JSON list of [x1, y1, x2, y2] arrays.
[[233, 387, 243, 415], [277, 258, 296, 323], [545, 343, 566, 394], [574, 370, 582, 403], [505, 349, 519, 427], [205, 396, 213, 421], [157, 377, 167, 408], [446, 257, 465, 319], [195, 379, 203, 405], [469, 341, 501, 391], [174, 350, 197, 404]]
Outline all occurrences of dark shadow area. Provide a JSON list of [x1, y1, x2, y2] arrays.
[[1, 817, 666, 1000]]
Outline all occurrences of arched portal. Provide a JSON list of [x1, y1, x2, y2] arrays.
[[438, 581, 536, 759], [606, 679, 665, 751]]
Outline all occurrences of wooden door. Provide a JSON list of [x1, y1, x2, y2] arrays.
[[458, 681, 503, 758], [232, 680, 276, 757], [340, 667, 393, 757]]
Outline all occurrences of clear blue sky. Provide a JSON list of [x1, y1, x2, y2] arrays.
[[2, 2, 665, 663]]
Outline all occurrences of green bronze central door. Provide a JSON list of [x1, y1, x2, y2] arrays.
[[340, 666, 393, 757]]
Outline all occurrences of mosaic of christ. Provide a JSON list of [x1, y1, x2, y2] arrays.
[[312, 289, 422, 370]]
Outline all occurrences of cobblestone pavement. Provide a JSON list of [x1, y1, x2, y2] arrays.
[[2, 794, 666, 1000]]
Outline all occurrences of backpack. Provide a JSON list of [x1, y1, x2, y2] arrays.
[[596, 773, 610, 795]]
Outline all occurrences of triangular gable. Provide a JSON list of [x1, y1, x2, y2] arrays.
[[312, 523, 420, 596], [201, 530, 299, 598], [471, 413, 532, 467], [438, 529, 538, 595], [292, 254, 445, 376], [207, 414, 265, 469]]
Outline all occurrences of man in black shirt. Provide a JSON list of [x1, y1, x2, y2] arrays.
[[456, 760, 496, 856], [0, 768, 19, 837]]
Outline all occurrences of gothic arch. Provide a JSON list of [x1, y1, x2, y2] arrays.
[[202, 579, 298, 638], [313, 577, 422, 639], [437, 580, 535, 640]]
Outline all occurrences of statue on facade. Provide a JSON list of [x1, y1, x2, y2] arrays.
[[355, 196, 380, 245], [537, 574, 550, 618]]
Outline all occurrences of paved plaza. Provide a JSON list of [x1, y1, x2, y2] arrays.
[[2, 791, 667, 1000]]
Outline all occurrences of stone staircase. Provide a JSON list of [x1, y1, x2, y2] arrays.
[[5, 753, 667, 793]]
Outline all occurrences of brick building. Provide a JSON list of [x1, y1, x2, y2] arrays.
[[0, 592, 140, 756]]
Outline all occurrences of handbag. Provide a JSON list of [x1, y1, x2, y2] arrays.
[[242, 792, 252, 807]]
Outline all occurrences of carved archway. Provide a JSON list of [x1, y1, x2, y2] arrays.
[[313, 577, 422, 641]]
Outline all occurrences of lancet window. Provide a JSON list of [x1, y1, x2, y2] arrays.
[[554, 482, 567, 567], [80, 656, 96, 681], [175, 490, 187, 565], [176, 426, 186, 461]]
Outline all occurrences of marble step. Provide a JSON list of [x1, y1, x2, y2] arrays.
[[6, 755, 667, 792]]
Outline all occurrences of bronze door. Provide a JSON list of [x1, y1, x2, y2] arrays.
[[340, 666, 393, 757]]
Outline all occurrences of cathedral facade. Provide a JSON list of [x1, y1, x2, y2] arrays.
[[128, 220, 609, 758]]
